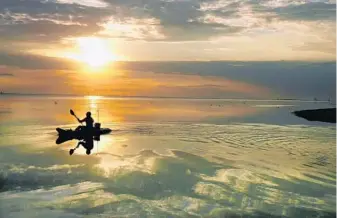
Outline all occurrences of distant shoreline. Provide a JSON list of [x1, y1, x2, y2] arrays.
[[293, 108, 336, 123], [0, 92, 332, 103]]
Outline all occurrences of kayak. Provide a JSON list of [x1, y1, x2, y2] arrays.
[[56, 127, 112, 144]]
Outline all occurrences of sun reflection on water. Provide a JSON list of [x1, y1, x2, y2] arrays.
[[87, 96, 100, 113]]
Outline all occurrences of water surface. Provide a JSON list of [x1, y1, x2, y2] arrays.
[[0, 96, 335, 218]]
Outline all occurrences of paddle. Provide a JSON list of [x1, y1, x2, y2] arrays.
[[70, 109, 82, 124]]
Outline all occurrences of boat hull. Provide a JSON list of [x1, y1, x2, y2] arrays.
[[56, 127, 112, 144]]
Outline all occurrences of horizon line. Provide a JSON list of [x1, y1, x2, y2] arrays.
[[55, 59, 337, 63], [0, 92, 332, 103]]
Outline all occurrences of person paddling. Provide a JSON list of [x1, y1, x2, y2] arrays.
[[75, 111, 94, 133], [77, 112, 94, 128], [63, 109, 112, 156]]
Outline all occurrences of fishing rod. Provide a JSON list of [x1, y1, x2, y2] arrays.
[[96, 107, 99, 155]]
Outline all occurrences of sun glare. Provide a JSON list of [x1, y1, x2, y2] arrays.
[[66, 37, 118, 67]]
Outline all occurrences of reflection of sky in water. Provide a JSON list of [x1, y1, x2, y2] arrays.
[[0, 96, 335, 217]]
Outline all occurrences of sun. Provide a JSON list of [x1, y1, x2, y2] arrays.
[[66, 37, 118, 67]]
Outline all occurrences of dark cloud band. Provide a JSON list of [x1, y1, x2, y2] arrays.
[[0, 0, 334, 43]]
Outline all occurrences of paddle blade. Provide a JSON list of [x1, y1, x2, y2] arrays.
[[70, 109, 75, 116], [69, 149, 74, 155]]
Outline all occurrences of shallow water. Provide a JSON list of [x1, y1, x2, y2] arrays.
[[0, 96, 335, 218]]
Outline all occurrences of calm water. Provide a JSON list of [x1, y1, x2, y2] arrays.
[[0, 96, 335, 218]]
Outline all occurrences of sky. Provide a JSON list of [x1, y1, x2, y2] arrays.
[[0, 0, 335, 61], [0, 0, 335, 97]]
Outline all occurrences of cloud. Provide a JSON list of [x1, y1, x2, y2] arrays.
[[298, 41, 336, 54], [0, 0, 333, 43], [0, 51, 74, 69], [55, 0, 109, 8], [0, 0, 335, 60], [259, 0, 335, 9], [100, 0, 243, 41], [0, 21, 98, 44], [0, 0, 112, 43], [254, 1, 336, 21], [0, 73, 14, 77], [0, 52, 334, 98], [196, 4, 272, 29], [98, 17, 166, 40], [0, 55, 272, 98]]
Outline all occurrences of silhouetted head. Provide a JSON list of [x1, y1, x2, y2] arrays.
[[86, 112, 91, 117], [86, 149, 91, 155]]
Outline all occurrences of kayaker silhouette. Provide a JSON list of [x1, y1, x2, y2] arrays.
[[71, 111, 95, 155], [76, 111, 94, 131], [56, 109, 112, 155]]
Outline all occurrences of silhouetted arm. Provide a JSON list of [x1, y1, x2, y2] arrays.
[[78, 117, 86, 123]]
